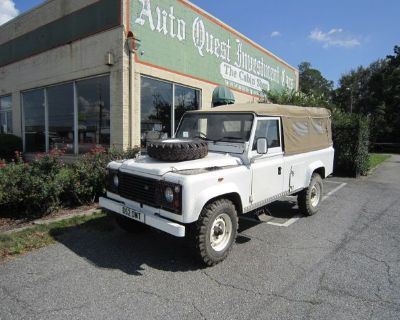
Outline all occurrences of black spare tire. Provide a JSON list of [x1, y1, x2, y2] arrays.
[[147, 139, 208, 162]]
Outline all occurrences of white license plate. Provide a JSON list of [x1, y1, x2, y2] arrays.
[[121, 206, 143, 222]]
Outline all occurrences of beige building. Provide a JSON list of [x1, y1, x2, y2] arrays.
[[0, 0, 298, 155]]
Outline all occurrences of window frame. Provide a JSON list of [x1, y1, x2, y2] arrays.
[[249, 117, 283, 156], [140, 75, 202, 139], [21, 73, 111, 154], [0, 95, 13, 134]]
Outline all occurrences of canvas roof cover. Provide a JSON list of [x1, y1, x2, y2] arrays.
[[192, 103, 333, 155]]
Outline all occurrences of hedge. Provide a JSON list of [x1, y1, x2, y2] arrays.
[[332, 112, 370, 177], [0, 146, 140, 219]]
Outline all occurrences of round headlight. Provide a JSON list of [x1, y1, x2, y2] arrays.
[[164, 187, 174, 203], [113, 174, 119, 187]]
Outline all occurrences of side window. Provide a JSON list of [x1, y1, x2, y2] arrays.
[[252, 119, 280, 150]]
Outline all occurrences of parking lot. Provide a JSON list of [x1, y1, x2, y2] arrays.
[[1, 155, 400, 320]]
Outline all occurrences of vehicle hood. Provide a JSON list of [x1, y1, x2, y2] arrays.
[[118, 152, 242, 176]]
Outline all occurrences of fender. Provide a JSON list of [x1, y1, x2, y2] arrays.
[[186, 182, 244, 224], [306, 160, 325, 184]]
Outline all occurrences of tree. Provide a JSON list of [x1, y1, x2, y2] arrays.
[[298, 62, 334, 98], [334, 45, 400, 143]]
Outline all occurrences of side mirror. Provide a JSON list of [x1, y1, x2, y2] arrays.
[[256, 138, 268, 154]]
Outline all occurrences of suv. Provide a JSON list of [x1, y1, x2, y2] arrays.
[[100, 103, 334, 266]]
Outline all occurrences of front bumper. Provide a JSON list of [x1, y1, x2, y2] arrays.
[[99, 197, 185, 237]]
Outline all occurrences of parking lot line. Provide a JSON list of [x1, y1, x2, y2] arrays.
[[325, 180, 346, 184], [322, 182, 347, 202], [266, 182, 347, 228], [267, 216, 301, 227]]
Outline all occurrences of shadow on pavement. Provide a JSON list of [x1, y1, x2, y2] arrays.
[[50, 199, 299, 275], [50, 216, 203, 275]]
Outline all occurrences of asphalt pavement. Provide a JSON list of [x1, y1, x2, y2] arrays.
[[1, 155, 400, 320]]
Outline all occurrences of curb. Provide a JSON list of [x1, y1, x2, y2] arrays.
[[2, 208, 102, 235]]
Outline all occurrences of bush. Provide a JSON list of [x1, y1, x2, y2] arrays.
[[0, 146, 140, 219], [332, 111, 370, 177], [0, 134, 23, 162], [262, 89, 332, 109], [0, 152, 65, 217]]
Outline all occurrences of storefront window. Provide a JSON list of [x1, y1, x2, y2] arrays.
[[48, 83, 75, 154], [0, 95, 12, 134], [76, 76, 110, 154], [22, 75, 110, 154], [23, 89, 46, 152], [141, 76, 200, 147], [141, 77, 172, 147]]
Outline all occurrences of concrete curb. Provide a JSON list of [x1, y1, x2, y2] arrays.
[[2, 208, 102, 235]]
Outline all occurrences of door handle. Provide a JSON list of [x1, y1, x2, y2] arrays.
[[278, 167, 282, 175]]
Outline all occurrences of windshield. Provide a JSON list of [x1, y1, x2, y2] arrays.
[[175, 113, 254, 142]]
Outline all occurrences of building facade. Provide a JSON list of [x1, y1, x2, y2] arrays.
[[0, 0, 298, 154]]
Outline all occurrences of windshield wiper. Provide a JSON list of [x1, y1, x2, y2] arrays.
[[193, 135, 214, 141], [215, 136, 244, 142]]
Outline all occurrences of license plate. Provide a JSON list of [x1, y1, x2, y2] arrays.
[[121, 206, 143, 222]]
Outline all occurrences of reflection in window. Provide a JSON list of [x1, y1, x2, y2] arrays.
[[141, 77, 172, 147], [76, 76, 110, 154], [174, 85, 199, 128], [0, 95, 12, 134], [48, 83, 74, 154], [140, 77, 200, 147], [23, 90, 45, 152]]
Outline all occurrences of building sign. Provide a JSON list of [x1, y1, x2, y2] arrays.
[[131, 0, 298, 95]]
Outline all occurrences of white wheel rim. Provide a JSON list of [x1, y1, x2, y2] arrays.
[[310, 183, 321, 207], [210, 213, 233, 252]]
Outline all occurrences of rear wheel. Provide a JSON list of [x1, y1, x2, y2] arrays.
[[114, 215, 147, 233], [298, 173, 323, 216], [193, 199, 238, 266]]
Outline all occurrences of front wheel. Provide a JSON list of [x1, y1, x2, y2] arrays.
[[298, 173, 323, 216], [194, 199, 238, 266]]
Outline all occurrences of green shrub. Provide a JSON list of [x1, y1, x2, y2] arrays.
[[0, 152, 64, 217], [0, 134, 23, 162], [262, 89, 332, 109], [332, 111, 370, 177], [0, 146, 140, 219]]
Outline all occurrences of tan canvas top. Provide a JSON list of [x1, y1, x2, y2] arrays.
[[191, 103, 332, 155], [194, 103, 331, 118]]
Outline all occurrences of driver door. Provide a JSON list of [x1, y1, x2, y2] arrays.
[[250, 118, 285, 205]]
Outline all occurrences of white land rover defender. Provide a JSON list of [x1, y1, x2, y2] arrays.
[[100, 103, 334, 266]]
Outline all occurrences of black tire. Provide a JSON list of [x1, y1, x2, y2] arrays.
[[114, 215, 148, 233], [147, 139, 208, 162], [192, 199, 238, 266], [298, 173, 323, 216]]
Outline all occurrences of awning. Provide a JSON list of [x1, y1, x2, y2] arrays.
[[212, 86, 235, 106]]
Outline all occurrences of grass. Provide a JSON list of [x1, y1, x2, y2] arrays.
[[0, 211, 113, 262], [369, 153, 391, 170]]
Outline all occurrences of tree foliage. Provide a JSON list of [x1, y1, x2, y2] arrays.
[[299, 62, 334, 99], [333, 46, 400, 143]]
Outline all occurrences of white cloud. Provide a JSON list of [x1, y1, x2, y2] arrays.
[[309, 28, 361, 48], [270, 31, 281, 37], [0, 0, 19, 26]]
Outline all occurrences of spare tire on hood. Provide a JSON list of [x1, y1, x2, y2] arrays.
[[147, 139, 208, 162]]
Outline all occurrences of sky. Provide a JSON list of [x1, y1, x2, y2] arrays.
[[1, 0, 399, 86]]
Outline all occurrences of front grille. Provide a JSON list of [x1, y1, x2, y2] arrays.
[[118, 172, 160, 207]]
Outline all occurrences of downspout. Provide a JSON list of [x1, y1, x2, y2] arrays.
[[126, 31, 137, 148], [128, 44, 133, 148]]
